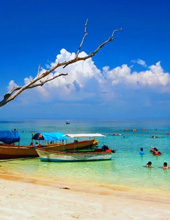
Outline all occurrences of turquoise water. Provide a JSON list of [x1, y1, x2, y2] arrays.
[[0, 119, 170, 191]]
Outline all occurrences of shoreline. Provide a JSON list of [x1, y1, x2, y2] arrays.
[[1, 172, 170, 219], [1, 169, 170, 197]]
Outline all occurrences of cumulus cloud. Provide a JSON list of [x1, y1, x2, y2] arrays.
[[8, 49, 170, 105], [104, 61, 170, 90], [32, 49, 102, 100]]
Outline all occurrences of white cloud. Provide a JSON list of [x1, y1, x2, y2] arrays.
[[131, 59, 147, 67], [105, 61, 170, 90], [137, 59, 147, 67], [8, 80, 19, 90], [24, 76, 33, 84], [7, 49, 170, 105], [33, 49, 102, 99]]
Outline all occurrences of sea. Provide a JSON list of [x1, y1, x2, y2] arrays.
[[0, 119, 170, 193]]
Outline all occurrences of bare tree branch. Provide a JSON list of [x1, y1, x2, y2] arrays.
[[0, 21, 122, 108], [76, 19, 88, 58], [5, 73, 68, 94]]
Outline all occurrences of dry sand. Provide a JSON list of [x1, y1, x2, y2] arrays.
[[0, 173, 170, 220]]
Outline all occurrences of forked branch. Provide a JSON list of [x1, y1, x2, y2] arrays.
[[0, 21, 122, 107]]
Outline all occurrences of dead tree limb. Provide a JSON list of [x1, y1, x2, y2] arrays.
[[76, 19, 88, 58], [0, 21, 122, 107]]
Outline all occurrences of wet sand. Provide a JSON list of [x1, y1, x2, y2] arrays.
[[0, 172, 170, 220]]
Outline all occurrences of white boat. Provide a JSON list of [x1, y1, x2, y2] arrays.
[[36, 148, 112, 162], [36, 133, 112, 162]]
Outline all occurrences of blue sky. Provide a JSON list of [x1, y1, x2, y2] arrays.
[[0, 0, 170, 120]]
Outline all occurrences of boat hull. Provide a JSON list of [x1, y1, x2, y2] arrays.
[[36, 148, 112, 162], [0, 145, 37, 159], [0, 140, 98, 159], [43, 139, 98, 151]]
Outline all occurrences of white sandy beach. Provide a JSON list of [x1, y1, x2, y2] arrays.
[[0, 173, 170, 220]]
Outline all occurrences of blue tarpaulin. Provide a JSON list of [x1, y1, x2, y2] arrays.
[[32, 132, 66, 141], [0, 130, 20, 144]]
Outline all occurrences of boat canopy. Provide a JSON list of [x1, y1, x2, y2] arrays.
[[66, 133, 106, 138], [0, 130, 20, 144], [32, 132, 67, 141]]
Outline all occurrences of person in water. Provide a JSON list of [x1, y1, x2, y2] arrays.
[[150, 147, 158, 153], [146, 161, 152, 168], [153, 149, 162, 156], [139, 147, 144, 156], [163, 162, 170, 170]]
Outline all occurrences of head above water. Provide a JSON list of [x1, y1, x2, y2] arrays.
[[147, 161, 152, 166], [164, 162, 168, 167]]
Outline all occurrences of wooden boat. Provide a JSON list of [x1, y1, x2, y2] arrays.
[[36, 133, 113, 162], [36, 148, 112, 162], [33, 133, 100, 152], [0, 131, 100, 159], [0, 143, 41, 159], [43, 139, 98, 151], [0, 140, 98, 159], [0, 130, 37, 159]]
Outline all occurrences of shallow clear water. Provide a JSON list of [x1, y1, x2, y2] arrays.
[[0, 119, 170, 191]]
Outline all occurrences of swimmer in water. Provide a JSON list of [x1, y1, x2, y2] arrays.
[[153, 149, 162, 156], [163, 162, 170, 170], [139, 147, 144, 156], [150, 147, 158, 153], [146, 161, 152, 168]]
